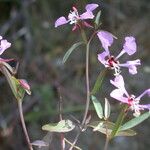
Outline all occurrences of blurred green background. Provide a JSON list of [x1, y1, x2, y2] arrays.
[[0, 0, 150, 149]]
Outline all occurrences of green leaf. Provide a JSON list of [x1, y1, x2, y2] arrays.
[[88, 121, 136, 137], [62, 42, 84, 63], [120, 112, 150, 131], [91, 69, 107, 95], [11, 76, 25, 101], [104, 98, 111, 120], [95, 10, 101, 27], [42, 119, 75, 133], [91, 95, 103, 119]]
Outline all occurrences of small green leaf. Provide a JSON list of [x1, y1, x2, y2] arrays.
[[62, 42, 84, 63], [11, 76, 25, 101], [91, 95, 103, 119], [88, 121, 136, 137], [104, 98, 111, 120], [120, 112, 150, 131], [91, 69, 107, 95], [42, 120, 75, 133], [95, 10, 101, 27]]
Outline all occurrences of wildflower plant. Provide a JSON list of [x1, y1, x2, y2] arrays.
[[1, 2, 150, 150], [42, 3, 150, 150]]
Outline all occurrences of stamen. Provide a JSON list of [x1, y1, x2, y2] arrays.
[[128, 95, 141, 117], [68, 8, 79, 24], [106, 56, 121, 76]]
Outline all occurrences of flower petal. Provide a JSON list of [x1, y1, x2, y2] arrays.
[[80, 11, 94, 20], [110, 89, 128, 103], [110, 75, 124, 89], [123, 36, 136, 55], [110, 75, 129, 96], [97, 51, 109, 65], [85, 4, 99, 11], [139, 104, 150, 110], [55, 16, 68, 27], [136, 89, 150, 100], [0, 39, 11, 55], [97, 31, 114, 52], [119, 59, 141, 75]]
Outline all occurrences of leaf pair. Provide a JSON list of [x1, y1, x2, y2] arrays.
[[91, 95, 111, 120]]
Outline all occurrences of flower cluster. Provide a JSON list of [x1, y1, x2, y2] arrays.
[[55, 3, 150, 117], [55, 3, 98, 30], [0, 35, 31, 95]]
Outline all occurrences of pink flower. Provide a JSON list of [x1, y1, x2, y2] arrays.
[[55, 4, 98, 30], [98, 36, 140, 75], [110, 75, 150, 117], [0, 36, 11, 56]]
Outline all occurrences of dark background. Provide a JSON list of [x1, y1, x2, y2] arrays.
[[0, 0, 150, 149]]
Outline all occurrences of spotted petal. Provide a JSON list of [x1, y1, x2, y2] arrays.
[[85, 4, 99, 12], [123, 36, 136, 55], [55, 16, 68, 27]]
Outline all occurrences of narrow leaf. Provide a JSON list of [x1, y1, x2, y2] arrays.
[[91, 69, 108, 95], [91, 95, 103, 119], [95, 10, 101, 27], [104, 98, 111, 120], [120, 111, 150, 131], [63, 42, 84, 63], [88, 121, 136, 137], [42, 120, 75, 133]]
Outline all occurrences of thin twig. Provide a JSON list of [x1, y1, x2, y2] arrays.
[[104, 119, 109, 150], [68, 131, 81, 150], [81, 31, 97, 127], [57, 86, 65, 150]]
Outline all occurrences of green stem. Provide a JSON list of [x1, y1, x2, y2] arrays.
[[81, 41, 90, 127], [18, 101, 33, 150], [80, 30, 97, 127], [110, 105, 128, 139], [104, 137, 109, 150]]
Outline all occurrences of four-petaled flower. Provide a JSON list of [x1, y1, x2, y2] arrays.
[[110, 75, 150, 117], [55, 3, 98, 30], [98, 36, 140, 76], [0, 36, 12, 62]]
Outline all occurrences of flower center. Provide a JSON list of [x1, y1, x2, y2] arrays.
[[68, 7, 80, 24], [106, 56, 121, 76], [128, 95, 141, 117]]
